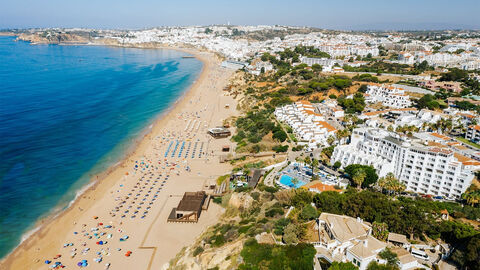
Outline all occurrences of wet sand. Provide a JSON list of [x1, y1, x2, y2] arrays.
[[0, 48, 238, 270]]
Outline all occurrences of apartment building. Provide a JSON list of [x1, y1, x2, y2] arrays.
[[316, 99, 345, 119], [331, 128, 480, 198], [398, 52, 415, 65], [365, 84, 412, 109], [466, 125, 480, 143], [317, 44, 379, 57], [274, 101, 337, 149], [394, 109, 446, 128]]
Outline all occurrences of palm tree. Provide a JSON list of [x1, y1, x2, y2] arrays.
[[312, 158, 319, 167], [435, 118, 453, 134], [336, 129, 351, 143], [327, 135, 336, 146], [304, 156, 311, 165], [463, 190, 480, 206], [421, 122, 429, 132], [352, 169, 366, 189], [395, 182, 406, 194], [444, 119, 453, 133], [378, 172, 404, 195], [291, 177, 299, 188], [378, 176, 388, 191]]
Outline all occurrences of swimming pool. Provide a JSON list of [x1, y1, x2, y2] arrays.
[[279, 174, 307, 188]]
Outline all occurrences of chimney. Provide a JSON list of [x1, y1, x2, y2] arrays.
[[363, 239, 368, 247]]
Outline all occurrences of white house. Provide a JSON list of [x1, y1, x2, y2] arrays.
[[316, 213, 386, 270], [365, 84, 412, 109]]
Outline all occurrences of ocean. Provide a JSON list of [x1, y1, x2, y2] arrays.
[[0, 36, 202, 258]]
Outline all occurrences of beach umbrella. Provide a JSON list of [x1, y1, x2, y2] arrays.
[[45, 260, 51, 264]]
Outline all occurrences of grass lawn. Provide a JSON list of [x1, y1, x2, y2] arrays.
[[457, 136, 480, 149]]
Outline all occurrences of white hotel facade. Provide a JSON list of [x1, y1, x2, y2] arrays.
[[331, 128, 480, 199]]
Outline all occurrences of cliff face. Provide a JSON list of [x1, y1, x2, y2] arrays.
[[169, 239, 244, 270], [16, 32, 90, 44], [168, 193, 258, 270]]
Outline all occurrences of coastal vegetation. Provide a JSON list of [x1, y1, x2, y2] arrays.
[[169, 188, 320, 269], [239, 239, 316, 270], [170, 183, 480, 269], [219, 47, 480, 270], [343, 60, 431, 75], [343, 164, 378, 188], [337, 93, 366, 113]]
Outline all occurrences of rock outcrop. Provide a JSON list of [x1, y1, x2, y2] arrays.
[[16, 32, 90, 44]]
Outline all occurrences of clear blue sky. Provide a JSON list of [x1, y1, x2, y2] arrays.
[[1, 0, 479, 30]]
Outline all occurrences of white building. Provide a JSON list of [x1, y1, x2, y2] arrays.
[[247, 61, 274, 75], [221, 60, 248, 70], [274, 100, 337, 150], [316, 213, 386, 270], [331, 128, 480, 198], [398, 52, 415, 65], [394, 109, 446, 129], [316, 99, 345, 119], [365, 84, 412, 109], [466, 125, 480, 143], [300, 57, 343, 71]]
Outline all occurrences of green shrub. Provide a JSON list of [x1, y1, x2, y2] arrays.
[[239, 238, 316, 270], [265, 207, 284, 217], [272, 145, 289, 153], [211, 234, 226, 247], [300, 204, 318, 221], [193, 246, 204, 257]]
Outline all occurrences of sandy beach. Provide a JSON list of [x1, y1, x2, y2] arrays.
[[0, 47, 237, 270]]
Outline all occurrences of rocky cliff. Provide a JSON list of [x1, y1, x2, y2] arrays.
[[16, 32, 90, 44]]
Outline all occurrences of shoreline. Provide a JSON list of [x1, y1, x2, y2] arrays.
[[1, 45, 205, 261], [0, 42, 235, 269]]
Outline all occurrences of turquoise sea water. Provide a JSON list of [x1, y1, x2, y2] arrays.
[[0, 36, 202, 258]]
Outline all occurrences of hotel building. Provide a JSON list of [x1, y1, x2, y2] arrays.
[[331, 128, 480, 198]]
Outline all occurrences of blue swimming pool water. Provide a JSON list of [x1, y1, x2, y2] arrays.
[[279, 174, 307, 188]]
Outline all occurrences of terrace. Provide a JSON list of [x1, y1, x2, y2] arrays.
[[276, 162, 340, 189]]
